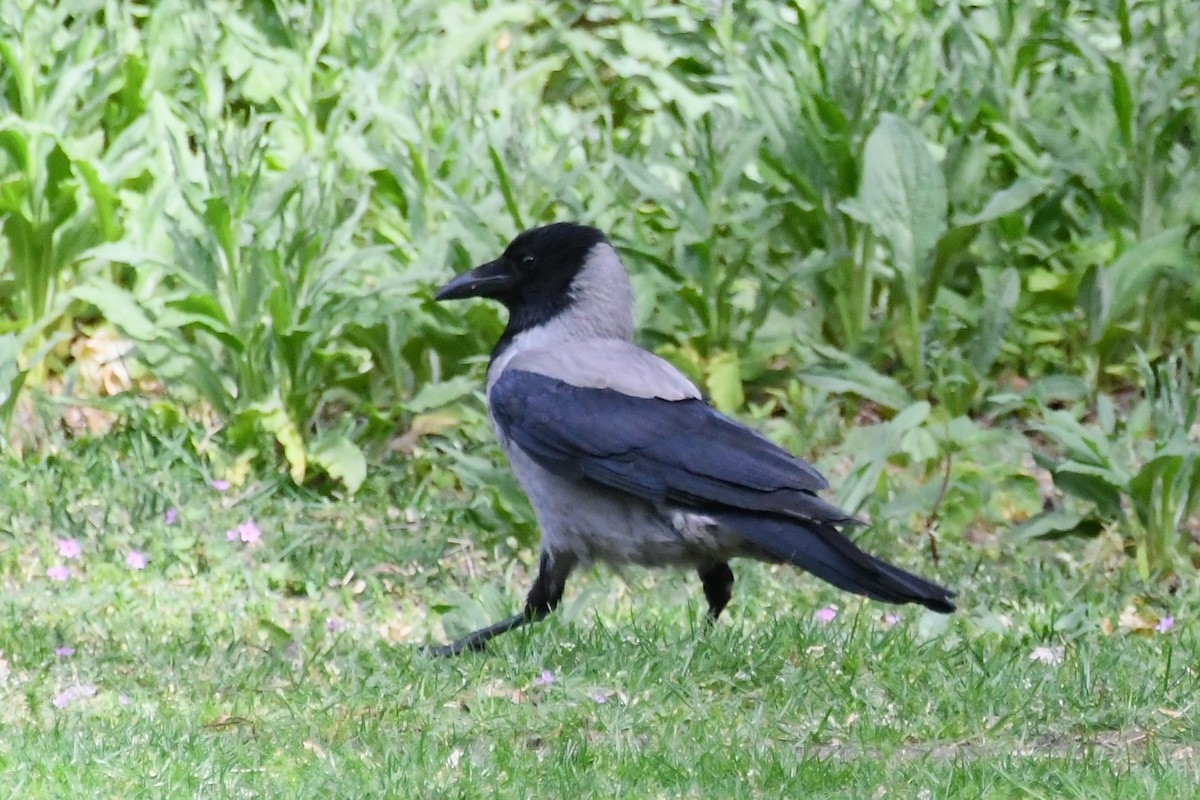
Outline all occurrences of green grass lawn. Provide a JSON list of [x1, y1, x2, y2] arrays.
[[2, 436, 1195, 797]]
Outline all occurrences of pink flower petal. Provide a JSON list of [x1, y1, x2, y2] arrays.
[[1155, 616, 1175, 633], [52, 683, 96, 709], [57, 539, 82, 559], [533, 670, 555, 687], [326, 616, 345, 633], [47, 564, 71, 582], [55, 647, 75, 657], [814, 607, 837, 623], [237, 519, 261, 544], [210, 479, 231, 491], [164, 507, 179, 525], [126, 551, 147, 570]]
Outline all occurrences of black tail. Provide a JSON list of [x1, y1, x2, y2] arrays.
[[715, 511, 956, 613]]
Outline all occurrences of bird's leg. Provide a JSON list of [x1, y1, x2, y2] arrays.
[[427, 552, 575, 657], [698, 562, 735, 622]]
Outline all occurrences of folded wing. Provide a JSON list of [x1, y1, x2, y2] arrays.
[[490, 369, 853, 525]]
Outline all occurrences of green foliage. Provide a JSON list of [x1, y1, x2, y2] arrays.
[[0, 2, 154, 433], [1015, 339, 1200, 577], [840, 114, 948, 384], [78, 121, 423, 491]]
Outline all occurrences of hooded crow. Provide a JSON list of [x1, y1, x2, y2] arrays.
[[430, 222, 955, 655]]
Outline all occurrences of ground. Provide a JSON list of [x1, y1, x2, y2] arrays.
[[1, 437, 1194, 797]]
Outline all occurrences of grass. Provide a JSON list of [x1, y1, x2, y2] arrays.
[[1, 429, 1196, 797]]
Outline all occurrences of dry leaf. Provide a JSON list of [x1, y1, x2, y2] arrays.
[[1118, 605, 1156, 635]]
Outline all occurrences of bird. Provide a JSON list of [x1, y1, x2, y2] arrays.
[[429, 222, 955, 656]]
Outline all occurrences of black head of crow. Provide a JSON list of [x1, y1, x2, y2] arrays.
[[430, 222, 955, 655]]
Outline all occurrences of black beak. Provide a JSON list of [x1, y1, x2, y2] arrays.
[[434, 259, 515, 302]]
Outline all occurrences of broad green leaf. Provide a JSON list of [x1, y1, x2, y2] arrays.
[[1129, 453, 1199, 532], [618, 24, 676, 65], [73, 158, 120, 241], [705, 351, 744, 413], [72, 282, 158, 341], [1106, 58, 1134, 148], [840, 114, 947, 280], [956, 177, 1049, 226], [78, 242, 165, 267], [407, 376, 479, 414], [1005, 509, 1092, 542], [1034, 411, 1115, 466], [165, 293, 231, 325], [900, 426, 938, 463], [1096, 394, 1117, 435], [890, 400, 932, 432], [1051, 461, 1125, 518], [837, 400, 931, 512], [203, 198, 236, 268], [969, 267, 1020, 374], [1079, 264, 1111, 344], [0, 126, 28, 171], [799, 346, 913, 411], [250, 396, 307, 485], [1106, 227, 1191, 324], [311, 435, 368, 494], [1025, 376, 1090, 406], [143, 341, 234, 416], [0, 334, 25, 425]]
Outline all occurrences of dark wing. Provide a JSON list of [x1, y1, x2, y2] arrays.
[[490, 370, 855, 524]]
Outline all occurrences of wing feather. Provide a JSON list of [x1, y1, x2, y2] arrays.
[[490, 370, 854, 524]]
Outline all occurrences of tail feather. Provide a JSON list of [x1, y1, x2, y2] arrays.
[[715, 511, 956, 613]]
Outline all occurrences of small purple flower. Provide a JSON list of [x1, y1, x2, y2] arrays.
[[47, 564, 70, 582], [814, 607, 837, 623], [118, 694, 130, 706], [164, 507, 179, 525], [883, 613, 900, 626], [210, 479, 231, 492], [55, 647, 75, 657], [126, 551, 147, 570], [52, 683, 96, 709], [325, 616, 345, 633], [1155, 616, 1175, 633], [227, 519, 261, 544], [533, 670, 555, 687], [591, 691, 608, 704], [57, 539, 82, 559]]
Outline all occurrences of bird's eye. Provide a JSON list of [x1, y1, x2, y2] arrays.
[[520, 254, 536, 269]]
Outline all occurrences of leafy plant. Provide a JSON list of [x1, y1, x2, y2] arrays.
[[0, 2, 152, 431], [839, 114, 948, 385], [1014, 339, 1200, 578], [80, 120, 403, 491]]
